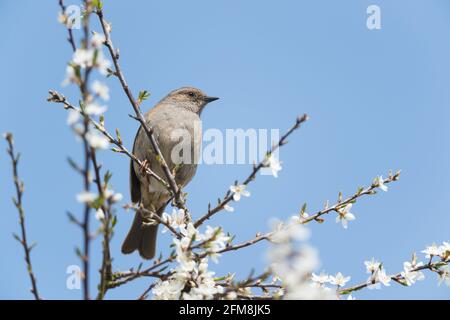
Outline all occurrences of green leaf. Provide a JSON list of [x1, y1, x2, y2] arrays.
[[104, 171, 112, 184], [300, 203, 307, 215], [213, 275, 228, 281], [138, 90, 150, 104], [111, 215, 118, 227], [12, 233, 22, 243], [393, 278, 409, 287], [115, 128, 122, 144], [67, 211, 81, 226], [75, 247, 83, 259], [433, 262, 448, 269], [92, 197, 104, 210], [92, 0, 103, 10], [339, 289, 353, 295]]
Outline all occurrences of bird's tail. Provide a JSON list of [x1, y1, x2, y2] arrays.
[[121, 209, 159, 260]]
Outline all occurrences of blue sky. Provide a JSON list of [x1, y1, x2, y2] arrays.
[[1, 0, 450, 299]]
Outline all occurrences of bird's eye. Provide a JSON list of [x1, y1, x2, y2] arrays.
[[188, 92, 196, 97]]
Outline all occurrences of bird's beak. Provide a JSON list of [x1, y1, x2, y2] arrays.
[[204, 96, 219, 103]]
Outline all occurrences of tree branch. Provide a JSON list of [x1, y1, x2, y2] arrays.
[[58, 0, 76, 52], [4, 133, 41, 300], [302, 171, 401, 224], [339, 259, 449, 295]]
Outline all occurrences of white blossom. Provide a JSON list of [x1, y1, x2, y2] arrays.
[[377, 268, 391, 287], [71, 48, 111, 76], [263, 153, 282, 178], [226, 291, 237, 300], [179, 222, 201, 240], [376, 176, 388, 192], [311, 271, 331, 287], [364, 257, 381, 274], [335, 203, 355, 229], [162, 208, 186, 232], [57, 12, 74, 28], [176, 253, 196, 275], [76, 191, 97, 203], [92, 80, 110, 100], [401, 261, 425, 286], [85, 102, 107, 116], [103, 189, 114, 198], [73, 48, 94, 68], [95, 51, 111, 76], [230, 184, 250, 201], [95, 208, 105, 220], [86, 131, 109, 149], [224, 204, 234, 212], [368, 267, 391, 289], [62, 65, 77, 86], [437, 267, 450, 286], [299, 211, 309, 221], [91, 32, 105, 48], [422, 244, 442, 259], [203, 226, 229, 263], [173, 237, 191, 255], [329, 272, 351, 287], [104, 20, 112, 33], [67, 109, 80, 125], [153, 238, 224, 300], [111, 193, 123, 203], [152, 278, 185, 300]]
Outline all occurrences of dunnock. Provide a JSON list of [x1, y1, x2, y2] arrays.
[[121, 87, 219, 259]]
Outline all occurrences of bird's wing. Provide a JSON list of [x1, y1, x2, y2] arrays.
[[130, 127, 141, 203]]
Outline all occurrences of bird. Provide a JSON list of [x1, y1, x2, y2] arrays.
[[121, 87, 219, 259]]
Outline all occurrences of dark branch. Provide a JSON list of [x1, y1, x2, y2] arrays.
[[4, 133, 41, 300]]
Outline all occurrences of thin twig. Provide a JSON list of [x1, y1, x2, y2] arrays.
[[199, 172, 401, 259], [302, 171, 401, 224], [108, 254, 176, 290], [124, 204, 183, 239], [339, 259, 449, 295], [91, 150, 113, 300], [4, 133, 41, 300], [80, 117, 92, 300], [58, 0, 76, 52]]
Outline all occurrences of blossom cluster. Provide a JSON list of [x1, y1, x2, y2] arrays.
[[153, 209, 230, 299], [62, 29, 111, 150]]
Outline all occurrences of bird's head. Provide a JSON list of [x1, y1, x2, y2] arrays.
[[163, 87, 219, 115]]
